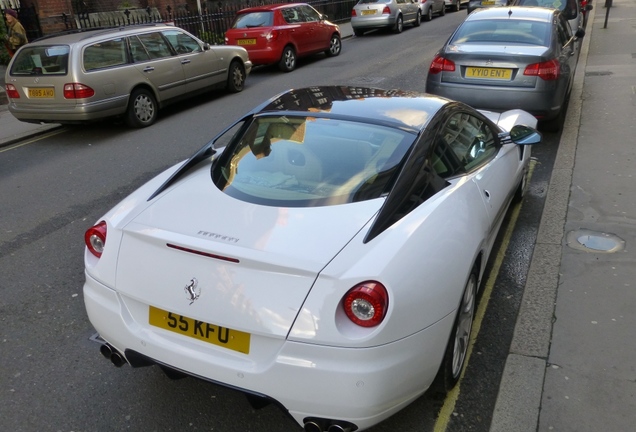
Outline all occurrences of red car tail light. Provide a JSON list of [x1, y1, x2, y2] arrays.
[[382, 6, 391, 15], [5, 84, 20, 99], [351, 9, 357, 17], [64, 83, 95, 99], [343, 281, 389, 327], [429, 54, 456, 74], [85, 221, 107, 258], [523, 59, 560, 81], [266, 29, 280, 42]]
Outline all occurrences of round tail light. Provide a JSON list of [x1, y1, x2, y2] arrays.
[[343, 281, 388, 327], [85, 221, 107, 258]]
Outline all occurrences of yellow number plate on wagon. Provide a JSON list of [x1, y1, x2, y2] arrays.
[[466, 67, 512, 80], [28, 87, 55, 98], [149, 306, 250, 354], [361, 10, 377, 15], [237, 39, 256, 45]]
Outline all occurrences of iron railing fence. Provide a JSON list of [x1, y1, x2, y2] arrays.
[[60, 1, 357, 45]]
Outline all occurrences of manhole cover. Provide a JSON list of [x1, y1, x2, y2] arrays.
[[566, 229, 625, 253]]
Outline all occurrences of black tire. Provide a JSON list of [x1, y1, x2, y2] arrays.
[[393, 14, 404, 34], [354, 28, 364, 37], [278, 46, 297, 72], [424, 7, 433, 21], [514, 169, 528, 203], [453, 0, 461, 12], [125, 88, 158, 128], [433, 270, 477, 393], [414, 11, 422, 27], [440, 4, 446, 16], [325, 34, 341, 57], [226, 60, 245, 93]]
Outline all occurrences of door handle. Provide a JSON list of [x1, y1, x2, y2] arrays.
[[143, 67, 155, 72], [181, 59, 191, 64], [483, 189, 491, 199]]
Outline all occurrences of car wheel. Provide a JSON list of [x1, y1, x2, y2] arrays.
[[434, 269, 477, 392], [278, 46, 297, 72], [325, 34, 341, 57], [424, 7, 433, 21], [453, 0, 461, 12], [125, 88, 158, 128], [354, 28, 364, 37], [440, 4, 446, 16], [393, 14, 404, 34], [226, 60, 245, 93], [414, 11, 422, 27]]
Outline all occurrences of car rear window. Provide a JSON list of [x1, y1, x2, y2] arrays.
[[83, 38, 128, 71], [451, 20, 550, 45], [213, 116, 413, 207], [10, 45, 70, 76], [232, 12, 274, 29]]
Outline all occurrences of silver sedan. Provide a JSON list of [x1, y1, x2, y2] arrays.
[[425, 7, 585, 131], [351, 0, 422, 35]]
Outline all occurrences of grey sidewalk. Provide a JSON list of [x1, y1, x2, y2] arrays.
[[491, 2, 636, 431]]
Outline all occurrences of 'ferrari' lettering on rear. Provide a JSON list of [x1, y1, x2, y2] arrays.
[[197, 230, 239, 243]]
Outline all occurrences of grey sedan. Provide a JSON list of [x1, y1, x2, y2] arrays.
[[351, 0, 421, 35], [425, 7, 585, 131]]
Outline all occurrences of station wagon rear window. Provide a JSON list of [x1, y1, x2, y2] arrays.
[[83, 38, 127, 71], [213, 116, 413, 207], [10, 45, 70, 75]]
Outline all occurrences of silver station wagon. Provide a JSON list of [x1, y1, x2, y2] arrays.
[[4, 24, 252, 127]]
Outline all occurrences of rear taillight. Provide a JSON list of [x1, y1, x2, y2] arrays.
[[85, 221, 107, 258], [382, 6, 391, 15], [429, 54, 456, 74], [5, 84, 20, 99], [343, 281, 389, 327], [351, 9, 357, 17], [266, 29, 280, 42], [64, 83, 95, 99], [523, 59, 560, 81]]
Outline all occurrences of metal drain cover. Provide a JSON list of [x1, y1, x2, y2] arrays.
[[566, 229, 625, 253]]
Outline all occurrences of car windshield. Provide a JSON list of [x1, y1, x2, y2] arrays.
[[232, 11, 274, 28], [213, 116, 414, 207], [451, 19, 550, 45], [10, 45, 70, 76]]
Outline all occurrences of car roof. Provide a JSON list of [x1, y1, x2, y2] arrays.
[[236, 3, 309, 14], [30, 24, 177, 45], [467, 6, 556, 22], [251, 86, 450, 132]]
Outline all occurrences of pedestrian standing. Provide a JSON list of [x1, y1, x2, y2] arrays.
[[3, 8, 28, 57]]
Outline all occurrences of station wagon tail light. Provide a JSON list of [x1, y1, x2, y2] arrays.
[[343, 282, 389, 327], [5, 84, 20, 99], [64, 83, 95, 99], [85, 221, 107, 258], [382, 6, 391, 15], [429, 54, 455, 74], [523, 59, 560, 81]]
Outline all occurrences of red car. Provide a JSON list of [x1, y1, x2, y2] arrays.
[[224, 3, 342, 72]]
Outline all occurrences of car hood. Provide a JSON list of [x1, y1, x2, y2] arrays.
[[114, 168, 382, 338]]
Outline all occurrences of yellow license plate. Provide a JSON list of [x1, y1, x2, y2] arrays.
[[237, 39, 256, 45], [482, 1, 496, 4], [28, 87, 55, 98], [466, 67, 512, 80], [149, 306, 250, 354], [361, 10, 377, 15]]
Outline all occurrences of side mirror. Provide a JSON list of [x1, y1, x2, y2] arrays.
[[203, 43, 211, 50], [575, 28, 585, 38], [586, 4, 593, 11], [509, 125, 542, 145]]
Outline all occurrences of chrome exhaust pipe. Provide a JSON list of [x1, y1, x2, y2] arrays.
[[99, 343, 126, 367], [303, 421, 323, 432], [328, 425, 351, 432]]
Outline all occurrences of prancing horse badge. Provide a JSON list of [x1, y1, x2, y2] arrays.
[[184, 278, 200, 305]]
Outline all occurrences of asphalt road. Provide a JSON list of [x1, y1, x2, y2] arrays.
[[0, 10, 563, 432]]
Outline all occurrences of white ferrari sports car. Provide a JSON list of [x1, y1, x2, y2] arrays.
[[83, 86, 541, 432]]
